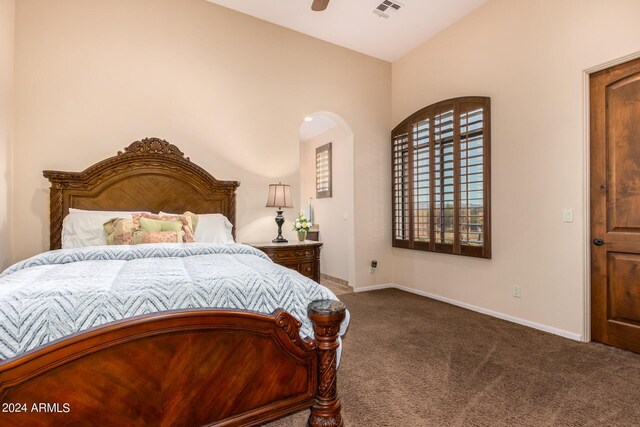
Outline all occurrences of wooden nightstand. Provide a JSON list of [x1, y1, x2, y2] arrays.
[[247, 241, 323, 282]]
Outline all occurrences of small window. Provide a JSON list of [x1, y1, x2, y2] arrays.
[[392, 97, 491, 258], [316, 142, 332, 199]]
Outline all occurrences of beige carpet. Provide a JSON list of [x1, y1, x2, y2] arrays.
[[266, 289, 640, 426]]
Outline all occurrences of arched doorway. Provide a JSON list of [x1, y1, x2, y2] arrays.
[[299, 112, 355, 293]]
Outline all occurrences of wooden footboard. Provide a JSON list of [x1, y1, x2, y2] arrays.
[[0, 301, 346, 427]]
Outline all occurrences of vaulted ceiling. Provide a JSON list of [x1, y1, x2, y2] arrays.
[[205, 0, 487, 61]]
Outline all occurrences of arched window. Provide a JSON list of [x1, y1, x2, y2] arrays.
[[392, 96, 491, 258]]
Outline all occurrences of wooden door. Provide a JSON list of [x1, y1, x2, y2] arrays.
[[591, 57, 640, 353]]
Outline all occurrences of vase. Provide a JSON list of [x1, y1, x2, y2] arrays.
[[297, 230, 307, 242]]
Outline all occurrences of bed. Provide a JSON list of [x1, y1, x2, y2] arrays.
[[0, 138, 346, 426]]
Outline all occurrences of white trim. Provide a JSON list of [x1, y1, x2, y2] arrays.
[[356, 284, 582, 341], [581, 51, 640, 344], [584, 51, 640, 74], [354, 283, 396, 293], [582, 70, 591, 343]]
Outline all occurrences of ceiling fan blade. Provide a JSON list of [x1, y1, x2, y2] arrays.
[[311, 0, 330, 12]]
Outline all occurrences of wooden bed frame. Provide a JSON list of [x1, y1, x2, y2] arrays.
[[0, 138, 346, 426]]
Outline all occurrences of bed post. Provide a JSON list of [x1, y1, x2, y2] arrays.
[[307, 300, 347, 427]]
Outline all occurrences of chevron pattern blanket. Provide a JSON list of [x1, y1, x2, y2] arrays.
[[0, 243, 346, 360]]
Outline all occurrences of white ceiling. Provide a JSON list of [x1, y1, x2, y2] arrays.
[[300, 116, 338, 141], [205, 0, 486, 61]]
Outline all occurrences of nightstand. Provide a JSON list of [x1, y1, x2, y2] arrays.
[[247, 241, 323, 282]]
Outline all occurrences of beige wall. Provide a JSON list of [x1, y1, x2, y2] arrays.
[[300, 124, 354, 283], [13, 0, 393, 285], [0, 0, 14, 269], [7, 0, 637, 336], [392, 0, 640, 338]]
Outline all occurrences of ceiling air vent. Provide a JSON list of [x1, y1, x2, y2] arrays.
[[373, 0, 403, 19]]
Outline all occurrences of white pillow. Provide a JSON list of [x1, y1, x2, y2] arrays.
[[160, 212, 234, 244], [62, 208, 149, 249]]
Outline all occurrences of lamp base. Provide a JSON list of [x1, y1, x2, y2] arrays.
[[272, 209, 288, 243]]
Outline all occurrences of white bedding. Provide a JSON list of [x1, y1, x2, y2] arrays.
[[0, 243, 348, 360]]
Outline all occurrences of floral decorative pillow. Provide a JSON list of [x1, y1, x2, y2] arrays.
[[103, 218, 137, 245], [132, 230, 184, 245], [131, 212, 196, 243]]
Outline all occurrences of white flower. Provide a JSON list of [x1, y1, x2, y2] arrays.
[[296, 221, 301, 228], [308, 222, 313, 227]]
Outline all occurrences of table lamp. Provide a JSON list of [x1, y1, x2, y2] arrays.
[[265, 183, 293, 243]]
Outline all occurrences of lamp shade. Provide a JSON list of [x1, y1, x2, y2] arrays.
[[265, 183, 293, 208]]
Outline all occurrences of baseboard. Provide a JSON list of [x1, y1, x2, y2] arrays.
[[354, 283, 395, 293], [355, 283, 583, 342], [320, 273, 349, 287]]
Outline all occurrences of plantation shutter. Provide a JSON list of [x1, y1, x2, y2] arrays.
[[316, 143, 332, 199], [392, 129, 410, 247], [412, 113, 431, 251], [391, 97, 491, 259]]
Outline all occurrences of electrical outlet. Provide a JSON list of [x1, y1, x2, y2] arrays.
[[512, 285, 521, 298], [563, 209, 573, 222]]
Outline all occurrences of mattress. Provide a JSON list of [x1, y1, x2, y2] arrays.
[[0, 243, 348, 361]]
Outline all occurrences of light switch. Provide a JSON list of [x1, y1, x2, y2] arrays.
[[563, 209, 573, 223]]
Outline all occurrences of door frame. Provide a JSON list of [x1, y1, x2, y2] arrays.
[[583, 51, 640, 343]]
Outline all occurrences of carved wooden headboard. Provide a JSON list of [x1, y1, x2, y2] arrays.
[[43, 138, 240, 250]]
